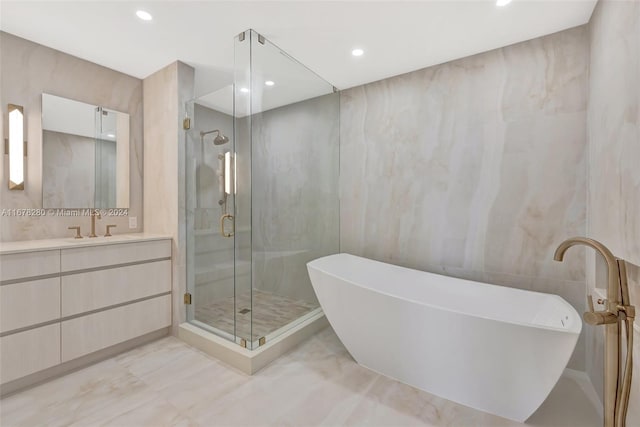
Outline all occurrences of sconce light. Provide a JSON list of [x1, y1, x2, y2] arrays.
[[224, 151, 232, 195], [7, 104, 26, 190], [222, 151, 238, 195]]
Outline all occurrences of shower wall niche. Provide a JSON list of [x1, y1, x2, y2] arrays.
[[185, 30, 339, 350]]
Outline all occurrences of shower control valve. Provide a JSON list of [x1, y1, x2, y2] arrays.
[[584, 294, 618, 326]]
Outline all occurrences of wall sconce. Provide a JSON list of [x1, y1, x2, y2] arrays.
[[7, 104, 26, 190], [224, 151, 233, 195]]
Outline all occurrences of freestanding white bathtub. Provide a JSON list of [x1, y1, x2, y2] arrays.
[[307, 253, 582, 422]]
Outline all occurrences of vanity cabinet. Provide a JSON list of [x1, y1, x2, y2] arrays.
[[0, 236, 172, 388], [0, 250, 59, 282], [1, 324, 61, 384], [0, 277, 61, 333], [62, 295, 171, 361]]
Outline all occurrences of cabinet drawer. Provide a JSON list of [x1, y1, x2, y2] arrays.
[[0, 250, 59, 282], [61, 294, 171, 362], [0, 278, 60, 333], [61, 239, 171, 272], [62, 260, 171, 317], [0, 324, 61, 384]]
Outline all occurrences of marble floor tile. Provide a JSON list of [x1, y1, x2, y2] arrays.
[[0, 360, 149, 427], [0, 328, 601, 427], [70, 396, 198, 427]]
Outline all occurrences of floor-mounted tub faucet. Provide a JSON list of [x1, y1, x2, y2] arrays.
[[554, 237, 635, 427]]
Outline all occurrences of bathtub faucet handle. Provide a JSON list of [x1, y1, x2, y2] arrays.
[[584, 294, 617, 326]]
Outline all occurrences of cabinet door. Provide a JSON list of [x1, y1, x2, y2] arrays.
[[62, 260, 171, 317], [61, 240, 171, 272], [61, 295, 171, 362], [0, 278, 60, 333], [0, 324, 61, 384], [0, 250, 59, 282]]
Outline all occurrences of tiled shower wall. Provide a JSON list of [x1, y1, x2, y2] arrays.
[[251, 94, 340, 304], [340, 26, 589, 370], [587, 0, 640, 420]]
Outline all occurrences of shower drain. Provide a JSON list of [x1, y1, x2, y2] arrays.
[[238, 308, 251, 314]]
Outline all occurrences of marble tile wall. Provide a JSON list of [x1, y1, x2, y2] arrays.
[[340, 26, 589, 370], [251, 93, 341, 304], [143, 61, 194, 333], [586, 0, 640, 419], [0, 32, 143, 241]]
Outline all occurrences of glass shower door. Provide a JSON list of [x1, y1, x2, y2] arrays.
[[185, 87, 239, 343]]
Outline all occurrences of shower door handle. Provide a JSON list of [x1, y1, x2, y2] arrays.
[[220, 214, 235, 238]]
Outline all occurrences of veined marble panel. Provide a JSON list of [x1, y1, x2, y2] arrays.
[[0, 32, 143, 241], [340, 26, 588, 282], [586, 0, 640, 415], [340, 26, 588, 369], [587, 0, 640, 265], [251, 94, 340, 305], [143, 61, 194, 333]]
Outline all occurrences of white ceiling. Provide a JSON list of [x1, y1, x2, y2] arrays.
[[1, 1, 597, 97]]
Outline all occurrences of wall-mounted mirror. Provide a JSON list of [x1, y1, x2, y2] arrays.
[[41, 93, 130, 209]]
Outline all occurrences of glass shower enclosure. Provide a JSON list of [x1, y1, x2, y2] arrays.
[[185, 30, 339, 350]]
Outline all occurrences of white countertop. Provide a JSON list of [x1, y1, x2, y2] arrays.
[[0, 233, 173, 255]]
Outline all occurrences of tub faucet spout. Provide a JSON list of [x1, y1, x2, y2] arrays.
[[553, 237, 620, 306]]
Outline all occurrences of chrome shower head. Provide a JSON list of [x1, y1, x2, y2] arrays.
[[200, 129, 229, 145]]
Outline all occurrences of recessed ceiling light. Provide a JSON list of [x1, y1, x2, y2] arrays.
[[351, 48, 364, 57], [496, 0, 512, 6], [265, 80, 275, 87], [240, 87, 249, 93], [136, 10, 153, 21]]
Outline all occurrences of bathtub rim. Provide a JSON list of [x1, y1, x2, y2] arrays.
[[307, 253, 583, 335]]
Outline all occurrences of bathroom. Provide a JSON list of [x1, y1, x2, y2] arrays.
[[0, 0, 638, 426]]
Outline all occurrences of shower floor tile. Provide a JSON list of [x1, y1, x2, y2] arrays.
[[194, 289, 318, 342]]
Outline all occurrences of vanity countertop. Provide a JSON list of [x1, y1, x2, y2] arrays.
[[0, 233, 172, 255]]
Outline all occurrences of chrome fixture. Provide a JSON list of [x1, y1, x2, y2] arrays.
[[68, 226, 82, 239], [554, 237, 635, 427], [89, 209, 102, 238], [200, 129, 229, 146]]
